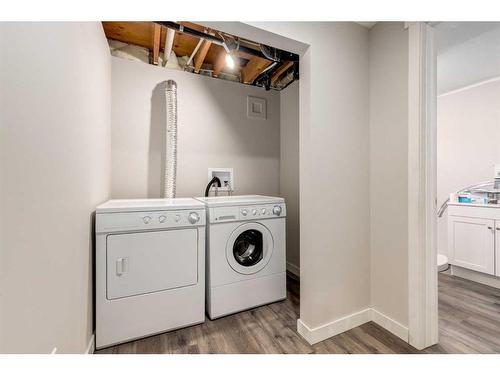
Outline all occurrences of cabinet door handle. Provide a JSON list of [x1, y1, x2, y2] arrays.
[[488, 226, 493, 229], [496, 228, 500, 231]]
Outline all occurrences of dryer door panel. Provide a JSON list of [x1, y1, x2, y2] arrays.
[[106, 229, 198, 300]]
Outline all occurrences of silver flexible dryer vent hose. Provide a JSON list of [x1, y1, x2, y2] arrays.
[[164, 80, 178, 198]]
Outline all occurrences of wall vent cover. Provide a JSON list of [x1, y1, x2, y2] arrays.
[[247, 96, 267, 120]]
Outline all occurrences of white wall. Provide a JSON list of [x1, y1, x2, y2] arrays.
[[111, 57, 280, 199], [437, 78, 500, 256], [0, 23, 111, 353], [280, 81, 300, 275], [368, 22, 409, 327], [0, 21, 416, 351], [231, 22, 371, 330], [437, 25, 500, 94]]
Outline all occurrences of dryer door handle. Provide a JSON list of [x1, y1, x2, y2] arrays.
[[116, 257, 129, 276]]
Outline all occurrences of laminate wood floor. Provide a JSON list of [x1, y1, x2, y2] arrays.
[[96, 273, 500, 354]]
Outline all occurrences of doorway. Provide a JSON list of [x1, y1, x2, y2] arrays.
[[410, 21, 500, 351]]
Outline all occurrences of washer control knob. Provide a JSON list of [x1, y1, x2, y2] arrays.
[[158, 215, 166, 223], [272, 205, 282, 216], [252, 209, 257, 215], [174, 214, 181, 222], [143, 216, 152, 224], [261, 208, 267, 215], [241, 209, 248, 216], [188, 212, 200, 224]]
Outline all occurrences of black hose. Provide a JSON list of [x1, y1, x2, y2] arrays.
[[205, 176, 222, 197]]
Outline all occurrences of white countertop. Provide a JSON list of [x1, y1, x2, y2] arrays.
[[96, 198, 205, 213], [195, 195, 284, 207], [448, 201, 500, 208]]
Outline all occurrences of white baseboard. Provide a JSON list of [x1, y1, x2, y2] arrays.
[[451, 265, 500, 289], [297, 308, 408, 345], [371, 309, 409, 342], [85, 333, 95, 354], [297, 308, 372, 345], [286, 261, 300, 278]]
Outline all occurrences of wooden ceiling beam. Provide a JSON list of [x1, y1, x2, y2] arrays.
[[237, 50, 257, 61], [240, 57, 272, 84], [193, 40, 212, 73], [212, 50, 227, 77], [271, 61, 294, 84], [102, 21, 153, 50], [151, 23, 161, 65], [102, 21, 298, 88]]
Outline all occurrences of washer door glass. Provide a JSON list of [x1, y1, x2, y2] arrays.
[[233, 230, 263, 267], [226, 222, 274, 275]]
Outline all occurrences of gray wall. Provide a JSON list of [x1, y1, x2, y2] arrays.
[[0, 23, 111, 353], [368, 22, 409, 326], [111, 57, 281, 199], [280, 81, 300, 275]]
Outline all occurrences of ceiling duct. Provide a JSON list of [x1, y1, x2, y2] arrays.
[[260, 45, 279, 62]]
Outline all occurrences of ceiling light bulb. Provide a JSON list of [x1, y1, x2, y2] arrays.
[[225, 53, 235, 69]]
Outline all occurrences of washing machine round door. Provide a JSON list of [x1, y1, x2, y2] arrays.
[[226, 222, 274, 275]]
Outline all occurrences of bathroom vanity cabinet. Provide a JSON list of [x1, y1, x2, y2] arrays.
[[448, 203, 500, 278]]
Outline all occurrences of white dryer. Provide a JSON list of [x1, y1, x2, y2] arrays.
[[195, 195, 286, 319], [95, 198, 205, 349]]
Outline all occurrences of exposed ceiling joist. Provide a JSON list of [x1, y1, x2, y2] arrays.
[[102, 21, 154, 49], [240, 58, 273, 84], [237, 50, 256, 61], [212, 50, 226, 77], [151, 23, 161, 65], [194, 40, 212, 73], [101, 21, 299, 90], [271, 61, 294, 84]]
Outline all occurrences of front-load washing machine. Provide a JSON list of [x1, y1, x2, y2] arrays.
[[95, 198, 205, 349], [195, 195, 286, 319]]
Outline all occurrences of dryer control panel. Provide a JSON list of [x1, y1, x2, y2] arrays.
[[209, 203, 286, 224], [96, 209, 206, 234]]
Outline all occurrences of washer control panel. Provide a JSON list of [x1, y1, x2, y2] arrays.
[[96, 209, 206, 233], [210, 203, 286, 223]]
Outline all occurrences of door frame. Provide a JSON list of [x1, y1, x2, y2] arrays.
[[407, 21, 439, 350]]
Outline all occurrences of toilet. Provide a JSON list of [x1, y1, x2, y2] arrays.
[[438, 254, 449, 272]]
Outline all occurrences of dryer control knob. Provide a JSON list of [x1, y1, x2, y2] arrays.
[[188, 212, 200, 224], [272, 205, 282, 216], [158, 215, 166, 223], [261, 208, 267, 214], [241, 209, 248, 216], [143, 216, 152, 224], [252, 209, 257, 215]]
